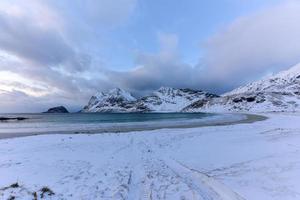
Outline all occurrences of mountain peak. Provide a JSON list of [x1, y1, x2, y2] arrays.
[[108, 87, 122, 94], [156, 86, 174, 93], [94, 88, 136, 102], [82, 88, 137, 112], [275, 62, 300, 79]]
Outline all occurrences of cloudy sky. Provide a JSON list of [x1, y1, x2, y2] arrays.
[[1, 0, 300, 112]]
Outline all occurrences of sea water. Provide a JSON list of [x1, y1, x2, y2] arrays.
[[0, 113, 247, 138]]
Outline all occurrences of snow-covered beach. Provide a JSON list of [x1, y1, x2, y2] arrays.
[[1, 113, 300, 200]]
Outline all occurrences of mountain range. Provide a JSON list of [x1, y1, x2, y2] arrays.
[[82, 63, 300, 113], [82, 87, 218, 112]]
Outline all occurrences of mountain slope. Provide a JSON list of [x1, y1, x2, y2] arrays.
[[83, 87, 218, 113], [184, 63, 300, 112], [137, 87, 218, 112], [82, 88, 138, 112], [226, 63, 300, 95]]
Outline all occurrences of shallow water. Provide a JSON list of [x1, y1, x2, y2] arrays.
[[0, 113, 249, 139]]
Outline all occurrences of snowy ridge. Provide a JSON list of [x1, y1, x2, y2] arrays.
[[137, 87, 218, 112], [83, 87, 218, 113], [226, 63, 300, 95], [185, 63, 300, 112]]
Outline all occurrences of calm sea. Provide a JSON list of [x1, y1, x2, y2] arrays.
[[0, 113, 246, 138]]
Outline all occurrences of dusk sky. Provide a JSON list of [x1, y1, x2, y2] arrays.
[[1, 0, 300, 112]]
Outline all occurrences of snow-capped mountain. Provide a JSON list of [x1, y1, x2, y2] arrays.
[[184, 63, 300, 112], [82, 87, 218, 112], [226, 63, 300, 96], [137, 87, 218, 112], [83, 63, 300, 113], [82, 88, 138, 112]]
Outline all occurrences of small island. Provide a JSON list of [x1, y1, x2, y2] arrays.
[[44, 106, 69, 113]]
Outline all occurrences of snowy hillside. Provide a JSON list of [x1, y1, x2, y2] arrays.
[[82, 88, 138, 112], [83, 87, 218, 112], [185, 63, 300, 112], [136, 87, 218, 112], [226, 63, 300, 95]]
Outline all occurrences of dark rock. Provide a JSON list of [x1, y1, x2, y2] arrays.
[[232, 98, 243, 103], [205, 93, 220, 98], [183, 99, 209, 109], [44, 106, 69, 113], [0, 117, 28, 121], [246, 97, 256, 102]]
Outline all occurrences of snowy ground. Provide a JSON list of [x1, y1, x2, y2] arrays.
[[1, 113, 300, 200]]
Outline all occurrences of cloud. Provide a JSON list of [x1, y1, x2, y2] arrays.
[[2, 0, 300, 112], [0, 90, 43, 113], [106, 1, 300, 94], [200, 0, 300, 91], [0, 89, 84, 113], [0, 1, 92, 72], [104, 33, 200, 95], [0, 0, 138, 112], [0, 15, 73, 66], [62, 0, 137, 28]]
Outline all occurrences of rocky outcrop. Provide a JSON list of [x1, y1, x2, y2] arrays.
[[44, 106, 69, 113]]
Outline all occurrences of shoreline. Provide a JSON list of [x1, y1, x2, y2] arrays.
[[0, 113, 267, 140]]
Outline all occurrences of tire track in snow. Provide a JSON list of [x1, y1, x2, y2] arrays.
[[163, 158, 246, 200], [124, 135, 246, 200]]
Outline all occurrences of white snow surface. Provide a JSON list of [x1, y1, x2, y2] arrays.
[[1, 113, 300, 199]]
